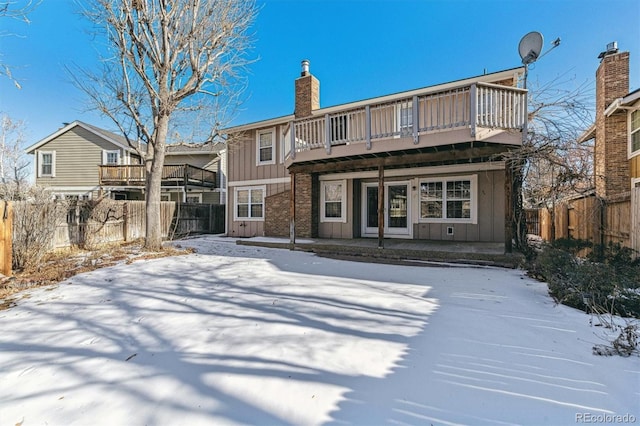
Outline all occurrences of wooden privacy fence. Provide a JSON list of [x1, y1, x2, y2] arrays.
[[533, 192, 637, 251], [0, 201, 12, 276], [15, 200, 225, 250]]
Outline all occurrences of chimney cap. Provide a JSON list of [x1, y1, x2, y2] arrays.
[[598, 41, 619, 60], [301, 59, 310, 76]]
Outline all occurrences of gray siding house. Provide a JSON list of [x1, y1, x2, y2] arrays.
[[223, 61, 527, 246], [26, 121, 226, 203]]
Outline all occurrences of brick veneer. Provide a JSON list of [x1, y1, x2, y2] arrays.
[[264, 190, 290, 237], [595, 51, 630, 199], [294, 73, 320, 118], [294, 173, 318, 238]]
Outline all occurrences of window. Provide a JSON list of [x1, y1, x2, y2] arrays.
[[256, 129, 275, 165], [420, 176, 477, 223], [234, 186, 265, 220], [397, 101, 413, 134], [186, 194, 202, 203], [320, 180, 347, 222], [103, 150, 120, 165], [631, 110, 640, 154], [38, 151, 55, 177]]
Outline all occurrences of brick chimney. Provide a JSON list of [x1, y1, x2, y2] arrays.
[[594, 43, 630, 199], [294, 59, 320, 118]]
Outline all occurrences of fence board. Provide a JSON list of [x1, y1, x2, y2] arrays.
[[537, 194, 632, 251], [0, 202, 12, 276], [15, 200, 225, 250]]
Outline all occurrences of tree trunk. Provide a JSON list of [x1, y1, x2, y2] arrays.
[[144, 116, 169, 251]]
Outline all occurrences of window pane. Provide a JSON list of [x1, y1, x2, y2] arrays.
[[447, 200, 471, 219], [422, 201, 442, 218], [324, 183, 342, 202], [421, 182, 442, 199], [447, 180, 471, 199], [237, 204, 249, 218], [107, 152, 119, 164], [250, 204, 263, 218], [250, 189, 263, 201], [632, 131, 640, 153], [42, 153, 52, 165], [325, 201, 342, 218], [260, 147, 272, 162], [259, 132, 272, 147], [237, 190, 249, 203], [632, 110, 640, 131]]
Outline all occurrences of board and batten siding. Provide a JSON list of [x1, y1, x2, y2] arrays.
[[413, 170, 505, 242], [35, 126, 125, 188], [227, 126, 291, 237]]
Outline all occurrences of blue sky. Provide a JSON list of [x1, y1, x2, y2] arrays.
[[0, 0, 639, 146]]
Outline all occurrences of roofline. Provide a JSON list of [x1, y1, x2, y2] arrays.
[[223, 66, 525, 134], [577, 123, 596, 143], [25, 120, 135, 154]]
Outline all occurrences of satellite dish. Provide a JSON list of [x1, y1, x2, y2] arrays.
[[519, 31, 544, 65]]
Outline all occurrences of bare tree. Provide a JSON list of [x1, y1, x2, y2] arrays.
[[0, 114, 30, 200], [0, 0, 40, 88], [74, 0, 256, 250], [506, 76, 595, 252]]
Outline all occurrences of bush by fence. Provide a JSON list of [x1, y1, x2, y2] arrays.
[[11, 200, 225, 269]]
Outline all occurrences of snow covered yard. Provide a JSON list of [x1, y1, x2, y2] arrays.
[[0, 235, 638, 426]]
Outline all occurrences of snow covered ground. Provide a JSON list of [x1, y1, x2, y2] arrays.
[[0, 235, 638, 425]]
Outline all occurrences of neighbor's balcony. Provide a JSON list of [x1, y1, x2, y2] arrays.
[[99, 164, 217, 188], [287, 82, 527, 163]]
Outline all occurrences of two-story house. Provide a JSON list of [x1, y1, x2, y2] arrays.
[[26, 120, 226, 203], [223, 61, 527, 247], [578, 43, 639, 252]]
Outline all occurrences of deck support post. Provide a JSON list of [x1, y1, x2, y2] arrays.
[[290, 172, 296, 249], [504, 160, 513, 254], [378, 164, 384, 249]]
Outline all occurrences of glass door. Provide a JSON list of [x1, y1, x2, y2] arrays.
[[362, 182, 410, 237]]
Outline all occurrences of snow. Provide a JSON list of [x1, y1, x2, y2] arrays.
[[0, 235, 638, 425]]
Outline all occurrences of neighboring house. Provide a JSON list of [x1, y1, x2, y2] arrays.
[[223, 60, 527, 246], [25, 120, 226, 203], [576, 43, 639, 252]]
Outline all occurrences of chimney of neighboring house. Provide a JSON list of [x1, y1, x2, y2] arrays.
[[294, 59, 320, 118], [594, 42, 630, 199]]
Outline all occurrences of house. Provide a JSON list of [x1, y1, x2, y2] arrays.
[[576, 43, 640, 252], [25, 120, 226, 203], [223, 60, 527, 248]]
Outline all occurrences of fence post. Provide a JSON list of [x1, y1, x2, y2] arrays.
[[0, 201, 12, 276], [209, 203, 214, 233], [123, 202, 129, 242]]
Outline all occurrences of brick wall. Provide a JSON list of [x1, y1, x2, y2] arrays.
[[264, 190, 290, 237], [294, 172, 318, 238], [294, 74, 320, 118], [595, 51, 630, 199]]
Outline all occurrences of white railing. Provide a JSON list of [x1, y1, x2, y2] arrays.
[[290, 82, 526, 156], [476, 82, 527, 129]]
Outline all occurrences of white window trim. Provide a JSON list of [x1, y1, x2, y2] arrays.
[[256, 128, 276, 166], [186, 193, 203, 203], [234, 185, 266, 221], [419, 175, 477, 224], [37, 150, 56, 177], [320, 180, 347, 223], [629, 109, 640, 159], [102, 149, 121, 165]]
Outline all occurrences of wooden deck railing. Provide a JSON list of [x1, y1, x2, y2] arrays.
[[99, 164, 216, 188], [288, 82, 527, 157]]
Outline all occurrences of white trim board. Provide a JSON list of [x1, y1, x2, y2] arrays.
[[319, 162, 504, 181], [228, 177, 290, 187]]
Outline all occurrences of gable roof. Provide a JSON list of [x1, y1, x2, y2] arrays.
[[165, 141, 226, 156], [25, 120, 137, 154]]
